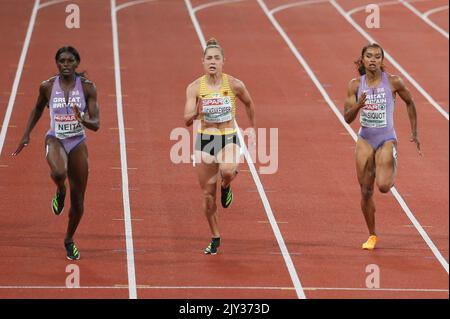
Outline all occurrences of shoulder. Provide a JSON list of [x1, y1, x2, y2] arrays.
[[80, 77, 97, 95], [40, 76, 57, 88], [227, 75, 246, 93], [186, 77, 201, 93], [80, 77, 96, 89], [387, 74, 404, 89], [348, 77, 361, 93], [189, 76, 202, 87], [39, 77, 56, 94]]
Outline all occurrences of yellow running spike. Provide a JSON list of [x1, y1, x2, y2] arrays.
[[362, 235, 377, 250]]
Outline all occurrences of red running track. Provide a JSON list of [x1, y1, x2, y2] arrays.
[[0, 0, 447, 299]]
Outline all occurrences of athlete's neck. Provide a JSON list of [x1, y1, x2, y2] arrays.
[[60, 73, 76, 83], [365, 69, 382, 84], [205, 73, 222, 88]]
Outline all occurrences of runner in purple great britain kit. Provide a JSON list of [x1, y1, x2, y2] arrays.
[[13, 46, 100, 260], [344, 43, 420, 250]]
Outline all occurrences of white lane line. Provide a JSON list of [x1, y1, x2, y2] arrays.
[[257, 220, 288, 224], [424, 5, 449, 18], [184, 0, 306, 300], [193, 0, 245, 13], [270, 0, 328, 15], [346, 0, 431, 16], [390, 187, 449, 273], [257, 0, 449, 275], [259, 0, 358, 140], [115, 0, 156, 12], [272, 0, 429, 17], [303, 287, 449, 292], [110, 0, 137, 300], [399, 1, 449, 39], [184, 0, 206, 48], [0, 0, 40, 157], [0, 285, 447, 293], [330, 0, 449, 121], [347, 0, 400, 16], [38, 0, 69, 9]]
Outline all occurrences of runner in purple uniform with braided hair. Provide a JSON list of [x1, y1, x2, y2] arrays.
[[13, 46, 100, 260], [344, 43, 421, 250]]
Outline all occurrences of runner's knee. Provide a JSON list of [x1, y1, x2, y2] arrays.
[[361, 186, 374, 201], [220, 167, 236, 181], [69, 206, 84, 218], [51, 169, 67, 182], [68, 190, 84, 212], [377, 182, 392, 194]]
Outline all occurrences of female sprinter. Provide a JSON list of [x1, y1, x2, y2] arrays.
[[184, 38, 256, 255], [12, 46, 100, 260], [344, 43, 420, 250]]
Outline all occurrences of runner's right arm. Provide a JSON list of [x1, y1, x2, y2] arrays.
[[12, 81, 49, 156], [344, 78, 366, 124], [184, 81, 199, 127]]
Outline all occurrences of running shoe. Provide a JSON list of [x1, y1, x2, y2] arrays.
[[221, 185, 233, 208], [65, 242, 80, 260], [362, 235, 377, 250], [204, 237, 221, 255], [52, 185, 66, 216]]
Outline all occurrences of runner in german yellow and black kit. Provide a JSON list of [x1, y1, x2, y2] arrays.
[[184, 38, 256, 255], [195, 73, 239, 158]]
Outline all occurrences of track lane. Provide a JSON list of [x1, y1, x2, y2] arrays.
[[114, 0, 297, 298], [271, 0, 449, 261], [225, 0, 448, 298], [0, 0, 129, 298]]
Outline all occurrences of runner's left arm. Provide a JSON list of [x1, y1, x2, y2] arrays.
[[233, 79, 255, 130], [391, 75, 420, 154], [75, 82, 100, 132]]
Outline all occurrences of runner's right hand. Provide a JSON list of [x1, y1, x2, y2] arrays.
[[410, 132, 422, 156], [357, 91, 367, 109], [11, 135, 30, 156]]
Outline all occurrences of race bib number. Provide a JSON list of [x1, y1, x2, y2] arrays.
[[360, 89, 387, 128], [202, 96, 233, 123], [54, 114, 84, 139]]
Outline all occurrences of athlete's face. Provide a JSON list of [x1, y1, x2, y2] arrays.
[[363, 47, 383, 73], [203, 48, 224, 76], [56, 52, 79, 77]]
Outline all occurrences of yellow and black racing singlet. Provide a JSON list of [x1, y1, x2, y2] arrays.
[[198, 74, 237, 135]]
